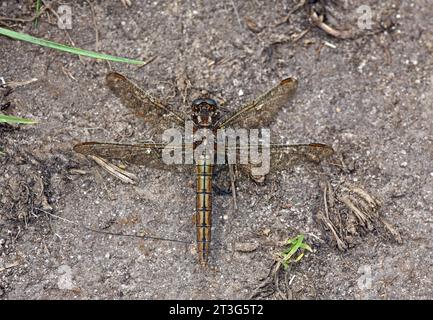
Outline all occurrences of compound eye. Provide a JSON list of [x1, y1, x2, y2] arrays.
[[205, 98, 217, 106], [192, 98, 204, 106]]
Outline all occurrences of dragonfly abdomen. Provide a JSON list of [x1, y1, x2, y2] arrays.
[[195, 159, 213, 266]]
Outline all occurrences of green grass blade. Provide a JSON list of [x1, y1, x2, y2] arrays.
[[33, 0, 41, 28], [0, 27, 144, 65], [279, 234, 313, 269], [0, 114, 37, 124], [299, 242, 313, 252], [294, 252, 305, 262]]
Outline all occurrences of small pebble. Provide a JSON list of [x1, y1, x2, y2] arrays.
[[262, 228, 271, 236], [235, 242, 258, 252]]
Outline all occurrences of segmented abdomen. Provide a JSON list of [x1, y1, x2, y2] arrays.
[[195, 159, 213, 266]]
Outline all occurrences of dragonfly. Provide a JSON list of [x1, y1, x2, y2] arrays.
[[73, 72, 334, 266]]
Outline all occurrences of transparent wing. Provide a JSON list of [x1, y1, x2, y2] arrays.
[[223, 143, 334, 180], [268, 143, 334, 169], [217, 78, 298, 129], [74, 142, 193, 173], [106, 72, 185, 128]]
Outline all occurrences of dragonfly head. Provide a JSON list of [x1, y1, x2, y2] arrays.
[[191, 98, 220, 127]]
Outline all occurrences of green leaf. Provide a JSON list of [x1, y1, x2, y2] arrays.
[[278, 234, 313, 267], [294, 252, 304, 262], [299, 242, 313, 252], [0, 27, 145, 65], [0, 113, 37, 124]]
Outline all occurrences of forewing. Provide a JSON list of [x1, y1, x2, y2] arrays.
[[74, 142, 193, 173], [106, 72, 185, 129], [218, 78, 298, 129]]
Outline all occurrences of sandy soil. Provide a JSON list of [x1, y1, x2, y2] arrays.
[[0, 0, 432, 299]]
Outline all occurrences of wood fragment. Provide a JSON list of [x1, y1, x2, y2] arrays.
[[310, 9, 352, 39], [317, 210, 347, 251], [292, 29, 310, 42], [323, 41, 337, 49], [339, 195, 372, 230], [0, 261, 20, 272], [121, 0, 132, 7], [234, 242, 258, 252], [244, 16, 263, 33], [6, 78, 38, 89], [89, 155, 138, 184]]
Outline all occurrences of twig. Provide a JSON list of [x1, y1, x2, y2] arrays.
[[121, 0, 132, 7], [323, 41, 337, 49], [292, 28, 310, 42], [350, 186, 381, 209], [230, 0, 242, 29], [61, 66, 77, 81], [40, 208, 192, 244], [4, 78, 38, 89], [89, 155, 138, 185], [274, 0, 306, 27], [379, 217, 402, 244], [339, 195, 371, 229], [0, 261, 21, 272], [317, 210, 347, 251], [323, 183, 330, 219], [83, 225, 191, 244], [39, 1, 86, 64], [36, 208, 75, 224], [137, 55, 158, 69], [229, 164, 238, 210], [310, 9, 352, 39], [249, 261, 278, 299], [85, 0, 99, 52], [288, 274, 295, 286], [0, 6, 49, 23]]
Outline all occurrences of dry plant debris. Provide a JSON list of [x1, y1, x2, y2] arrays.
[[317, 180, 402, 251]]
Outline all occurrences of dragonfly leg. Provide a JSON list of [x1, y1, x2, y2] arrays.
[[213, 183, 232, 196], [212, 166, 232, 196]]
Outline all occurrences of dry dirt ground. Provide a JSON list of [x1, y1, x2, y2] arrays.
[[0, 0, 432, 299]]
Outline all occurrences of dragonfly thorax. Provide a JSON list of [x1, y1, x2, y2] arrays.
[[191, 98, 220, 127]]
